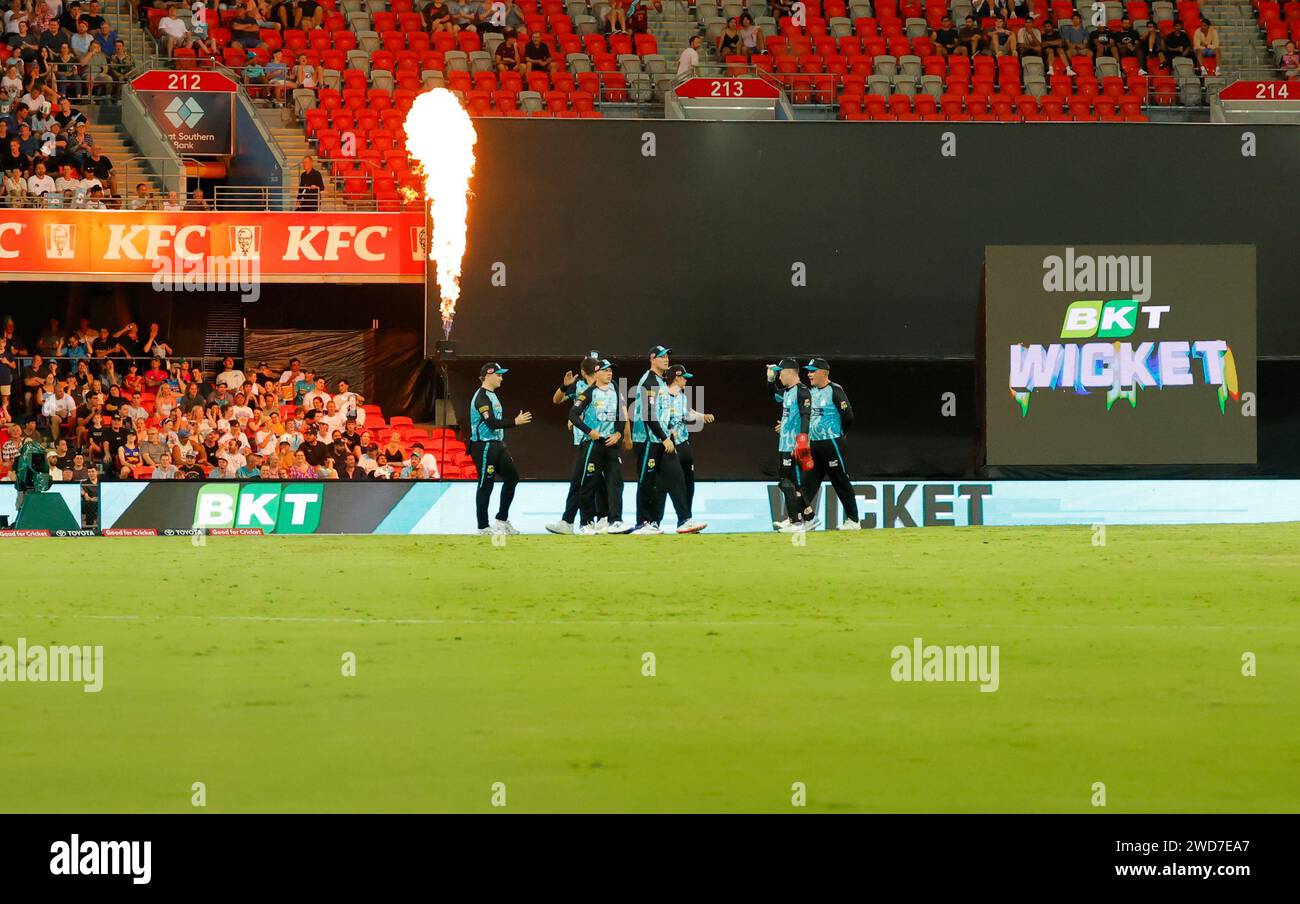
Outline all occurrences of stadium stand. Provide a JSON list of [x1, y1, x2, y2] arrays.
[[0, 318, 477, 503]]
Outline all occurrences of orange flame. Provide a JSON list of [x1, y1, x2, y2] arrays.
[[403, 89, 477, 338]]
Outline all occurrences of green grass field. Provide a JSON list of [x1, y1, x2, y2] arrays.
[[1, 525, 1297, 813]]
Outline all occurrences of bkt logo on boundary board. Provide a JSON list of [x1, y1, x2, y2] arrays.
[[193, 484, 323, 534]]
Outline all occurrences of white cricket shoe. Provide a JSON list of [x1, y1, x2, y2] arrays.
[[605, 520, 634, 535], [838, 518, 862, 531], [676, 519, 707, 534], [779, 520, 807, 533], [595, 517, 609, 533], [493, 519, 519, 535], [772, 518, 791, 531], [475, 527, 497, 536], [577, 523, 600, 535], [631, 522, 663, 535], [545, 521, 572, 535]]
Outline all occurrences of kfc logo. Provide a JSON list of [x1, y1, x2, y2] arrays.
[[44, 223, 76, 259], [228, 224, 262, 259], [410, 225, 428, 262]]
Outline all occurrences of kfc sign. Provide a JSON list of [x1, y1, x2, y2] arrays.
[[0, 210, 424, 282]]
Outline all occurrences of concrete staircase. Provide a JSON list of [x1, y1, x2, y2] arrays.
[[1197, 0, 1274, 80], [650, 0, 704, 73], [84, 104, 167, 201], [256, 106, 348, 209]]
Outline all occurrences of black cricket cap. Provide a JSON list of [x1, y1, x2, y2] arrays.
[[804, 357, 830, 372], [665, 365, 693, 381], [479, 362, 508, 377], [776, 357, 800, 371], [648, 345, 671, 359]]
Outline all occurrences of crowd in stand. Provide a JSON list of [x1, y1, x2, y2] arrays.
[[0, 317, 439, 511], [2, 1, 129, 207]]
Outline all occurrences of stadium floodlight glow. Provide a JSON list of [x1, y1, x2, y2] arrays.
[[404, 89, 477, 339]]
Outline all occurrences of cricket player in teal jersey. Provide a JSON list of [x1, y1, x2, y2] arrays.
[[546, 354, 606, 534], [803, 356, 861, 529], [467, 362, 532, 535], [567, 359, 633, 535], [642, 364, 709, 534], [767, 357, 815, 532]]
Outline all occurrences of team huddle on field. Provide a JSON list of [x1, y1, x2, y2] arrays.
[[464, 346, 862, 535]]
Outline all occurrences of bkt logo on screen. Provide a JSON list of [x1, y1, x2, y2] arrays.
[[194, 484, 322, 534]]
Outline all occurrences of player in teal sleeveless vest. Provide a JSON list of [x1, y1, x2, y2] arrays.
[[546, 355, 607, 534], [628, 344, 671, 531], [467, 362, 532, 535], [645, 364, 710, 534], [803, 357, 861, 529], [767, 357, 815, 532], [566, 359, 632, 534]]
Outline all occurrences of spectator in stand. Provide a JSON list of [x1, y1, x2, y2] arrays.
[[1039, 18, 1067, 72], [40, 378, 74, 440], [1114, 16, 1141, 71], [301, 375, 330, 409], [988, 16, 1015, 57], [151, 453, 178, 479], [1193, 18, 1219, 75], [0, 335, 14, 414], [296, 155, 323, 210], [424, 0, 456, 33], [523, 28, 556, 74], [157, 5, 196, 56], [184, 186, 209, 210], [1016, 17, 1042, 63], [676, 33, 699, 76], [448, 0, 481, 32], [370, 452, 393, 479], [338, 452, 364, 480], [161, 189, 181, 210], [494, 28, 519, 72], [932, 15, 959, 57], [293, 0, 324, 30], [956, 14, 985, 56], [404, 442, 439, 479], [116, 429, 142, 475], [216, 356, 245, 390], [83, 142, 112, 194], [717, 17, 740, 58], [4, 165, 27, 204], [1281, 41, 1300, 81], [1060, 13, 1087, 73], [264, 48, 290, 104], [38, 16, 69, 57], [288, 449, 314, 477], [738, 12, 760, 58], [178, 448, 203, 478], [1137, 21, 1162, 74], [292, 52, 316, 93], [127, 180, 154, 209], [26, 158, 54, 195], [969, 0, 994, 23], [1087, 17, 1116, 61], [229, 4, 266, 51], [603, 0, 626, 33], [1163, 20, 1193, 71]]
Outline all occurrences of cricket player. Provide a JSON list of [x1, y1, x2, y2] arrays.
[[643, 364, 709, 534], [546, 354, 607, 534], [767, 357, 815, 532], [627, 344, 672, 531], [566, 359, 632, 534], [802, 357, 861, 530], [468, 362, 532, 535]]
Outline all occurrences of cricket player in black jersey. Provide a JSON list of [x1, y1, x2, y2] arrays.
[[802, 357, 861, 530], [467, 362, 532, 535], [546, 354, 607, 534]]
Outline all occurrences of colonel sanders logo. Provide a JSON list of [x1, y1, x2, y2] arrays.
[[44, 223, 75, 259], [227, 224, 262, 259]]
